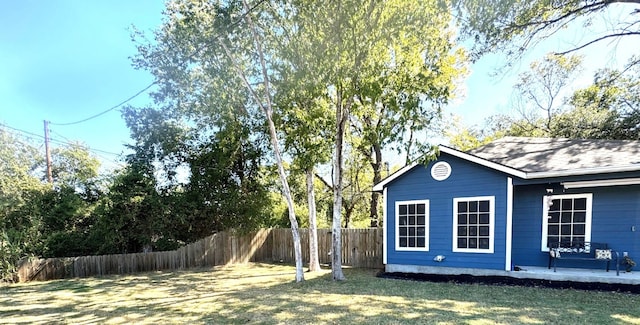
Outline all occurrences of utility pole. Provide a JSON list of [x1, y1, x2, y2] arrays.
[[44, 120, 53, 184]]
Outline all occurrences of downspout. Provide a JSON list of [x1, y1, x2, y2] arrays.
[[505, 177, 514, 271], [383, 187, 388, 265]]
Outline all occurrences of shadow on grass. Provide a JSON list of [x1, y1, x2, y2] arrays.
[[2, 263, 640, 324]]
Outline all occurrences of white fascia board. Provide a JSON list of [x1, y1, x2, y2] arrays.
[[562, 177, 640, 189], [438, 146, 527, 179], [372, 162, 419, 192], [528, 165, 640, 179]]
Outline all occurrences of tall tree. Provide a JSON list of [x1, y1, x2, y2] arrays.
[[510, 54, 583, 135], [454, 0, 640, 64], [276, 0, 466, 280], [131, 0, 306, 281], [274, 91, 332, 272]]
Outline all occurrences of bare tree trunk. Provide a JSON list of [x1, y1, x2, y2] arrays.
[[404, 120, 415, 165], [332, 87, 348, 281], [369, 142, 382, 227], [239, 0, 304, 282], [306, 168, 321, 272]]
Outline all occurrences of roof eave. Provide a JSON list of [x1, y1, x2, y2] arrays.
[[372, 162, 418, 192], [439, 146, 527, 179], [526, 165, 640, 179]]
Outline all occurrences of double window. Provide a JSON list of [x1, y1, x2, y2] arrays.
[[542, 194, 592, 250], [395, 200, 429, 251], [453, 196, 495, 253]]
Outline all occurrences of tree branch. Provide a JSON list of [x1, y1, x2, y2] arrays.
[[554, 32, 640, 55]]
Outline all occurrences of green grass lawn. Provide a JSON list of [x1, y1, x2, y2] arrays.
[[1, 263, 639, 324]]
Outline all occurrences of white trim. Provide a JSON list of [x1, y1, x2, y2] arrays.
[[430, 161, 452, 181], [452, 196, 495, 253], [372, 162, 418, 192], [395, 199, 430, 252], [505, 178, 513, 271], [382, 187, 387, 265], [540, 193, 593, 252], [529, 166, 640, 179], [562, 178, 640, 189], [439, 146, 527, 179]]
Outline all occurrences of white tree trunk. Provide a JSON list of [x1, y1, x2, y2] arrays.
[[306, 168, 321, 272], [331, 88, 347, 281], [239, 0, 304, 282]]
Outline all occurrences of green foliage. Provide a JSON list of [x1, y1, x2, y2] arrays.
[[454, 0, 640, 65], [457, 53, 638, 144]]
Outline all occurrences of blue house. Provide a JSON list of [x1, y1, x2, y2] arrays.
[[373, 137, 640, 278]]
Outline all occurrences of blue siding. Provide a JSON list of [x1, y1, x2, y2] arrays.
[[386, 154, 509, 270], [511, 184, 640, 269]]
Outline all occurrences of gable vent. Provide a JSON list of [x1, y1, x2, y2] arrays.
[[431, 161, 451, 181]]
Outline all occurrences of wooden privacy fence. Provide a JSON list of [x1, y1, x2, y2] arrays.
[[17, 228, 383, 282]]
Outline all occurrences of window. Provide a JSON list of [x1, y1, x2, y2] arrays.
[[453, 196, 494, 253], [542, 194, 592, 251], [395, 200, 429, 251]]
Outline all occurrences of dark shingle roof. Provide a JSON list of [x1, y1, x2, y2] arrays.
[[467, 137, 640, 173]]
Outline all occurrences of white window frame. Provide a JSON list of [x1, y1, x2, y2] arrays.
[[395, 199, 430, 251], [453, 196, 495, 253], [541, 193, 592, 252]]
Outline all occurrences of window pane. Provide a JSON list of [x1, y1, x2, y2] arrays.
[[399, 205, 407, 215], [573, 224, 585, 235], [417, 227, 425, 236], [479, 213, 489, 224], [574, 198, 587, 210], [458, 201, 467, 212], [417, 204, 425, 214], [469, 201, 478, 212], [479, 238, 489, 249], [416, 237, 425, 247], [561, 212, 572, 223], [548, 225, 559, 235], [561, 225, 572, 235], [573, 212, 586, 223], [409, 216, 415, 225], [399, 227, 407, 236], [408, 238, 415, 247], [561, 199, 573, 210], [469, 226, 478, 236], [548, 236, 559, 246], [417, 216, 425, 225], [409, 227, 415, 236], [458, 226, 467, 236], [399, 216, 407, 225], [458, 214, 467, 225], [458, 238, 467, 248], [548, 212, 560, 223], [479, 226, 489, 236], [479, 200, 490, 212], [399, 238, 407, 247], [469, 238, 477, 248], [409, 204, 416, 214], [469, 214, 478, 224]]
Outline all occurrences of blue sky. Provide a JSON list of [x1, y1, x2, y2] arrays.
[[0, 0, 164, 170], [0, 1, 635, 172]]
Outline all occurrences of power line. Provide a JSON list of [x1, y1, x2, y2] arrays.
[[49, 82, 156, 126], [49, 0, 266, 128], [0, 122, 121, 156]]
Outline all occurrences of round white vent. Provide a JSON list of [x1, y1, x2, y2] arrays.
[[431, 161, 451, 181]]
